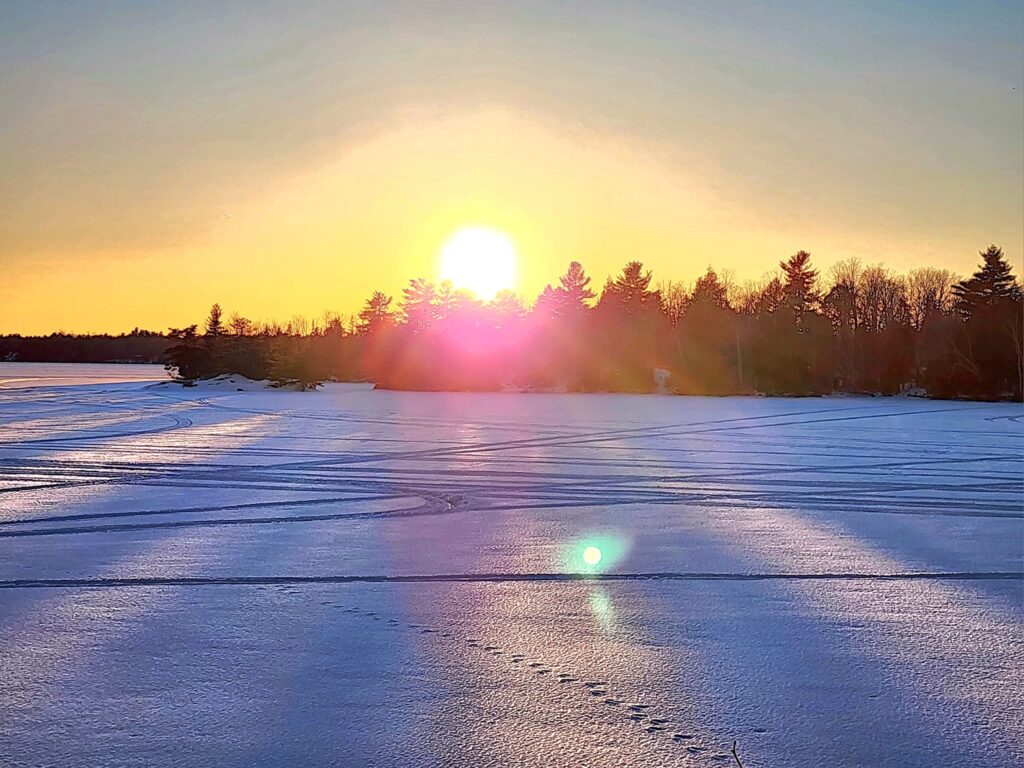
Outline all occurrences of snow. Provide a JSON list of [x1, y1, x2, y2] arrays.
[[0, 362, 1021, 767], [149, 373, 276, 391]]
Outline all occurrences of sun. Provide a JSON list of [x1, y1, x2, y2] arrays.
[[439, 227, 517, 301]]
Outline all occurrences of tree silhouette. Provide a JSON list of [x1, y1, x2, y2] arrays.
[[228, 313, 254, 336], [357, 291, 395, 336], [953, 245, 1021, 316], [164, 325, 210, 384], [490, 290, 526, 322], [603, 261, 660, 313], [401, 278, 437, 333], [948, 246, 1023, 397], [204, 304, 224, 338], [6, 243, 1020, 401], [557, 261, 596, 314], [691, 267, 730, 310], [780, 250, 819, 323]]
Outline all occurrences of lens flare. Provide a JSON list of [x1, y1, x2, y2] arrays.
[[582, 546, 602, 566]]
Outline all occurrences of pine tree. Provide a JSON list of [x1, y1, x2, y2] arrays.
[[780, 250, 819, 321], [357, 291, 394, 336], [204, 303, 224, 337], [490, 290, 526, 321], [607, 261, 659, 312], [950, 245, 1023, 398], [691, 267, 731, 310], [557, 261, 596, 313], [433, 281, 465, 323], [401, 279, 436, 332], [164, 325, 211, 384], [533, 285, 562, 319], [953, 245, 1021, 317]]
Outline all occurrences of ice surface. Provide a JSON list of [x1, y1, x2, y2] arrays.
[[0, 363, 1021, 767]]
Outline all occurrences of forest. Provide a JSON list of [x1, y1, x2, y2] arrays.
[[3, 246, 1021, 400]]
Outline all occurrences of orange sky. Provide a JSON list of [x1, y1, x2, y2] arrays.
[[1, 3, 1021, 334]]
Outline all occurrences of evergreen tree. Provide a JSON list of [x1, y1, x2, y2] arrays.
[[434, 281, 460, 322], [950, 245, 1022, 398], [490, 290, 526, 321], [357, 291, 395, 336], [780, 250, 819, 321], [401, 278, 437, 333], [557, 261, 596, 313], [204, 303, 225, 337], [953, 245, 1021, 317], [605, 261, 660, 312], [533, 285, 562, 319], [691, 268, 730, 310], [164, 325, 211, 384]]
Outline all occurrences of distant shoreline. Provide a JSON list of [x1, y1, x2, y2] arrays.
[[4, 362, 1017, 403]]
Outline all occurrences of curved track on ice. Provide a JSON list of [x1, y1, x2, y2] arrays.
[[0, 363, 1021, 768]]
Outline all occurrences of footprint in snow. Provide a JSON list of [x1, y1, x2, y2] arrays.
[[337, 602, 705, 751]]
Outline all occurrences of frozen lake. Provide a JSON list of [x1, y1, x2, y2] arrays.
[[1, 363, 1021, 767]]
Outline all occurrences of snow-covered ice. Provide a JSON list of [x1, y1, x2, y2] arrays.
[[0, 363, 1021, 767]]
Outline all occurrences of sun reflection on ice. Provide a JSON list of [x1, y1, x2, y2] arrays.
[[588, 588, 617, 634]]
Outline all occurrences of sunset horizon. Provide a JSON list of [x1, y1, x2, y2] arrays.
[[1, 4, 1021, 768], [2, 3, 1022, 335]]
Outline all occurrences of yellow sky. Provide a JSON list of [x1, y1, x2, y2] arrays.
[[1, 3, 1021, 334], [3, 108, 1020, 334]]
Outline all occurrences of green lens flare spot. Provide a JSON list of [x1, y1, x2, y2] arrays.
[[560, 534, 628, 574]]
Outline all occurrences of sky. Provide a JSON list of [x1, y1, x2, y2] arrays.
[[1, 0, 1021, 334]]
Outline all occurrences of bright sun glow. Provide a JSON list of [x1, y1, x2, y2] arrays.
[[582, 546, 603, 566], [439, 227, 517, 300]]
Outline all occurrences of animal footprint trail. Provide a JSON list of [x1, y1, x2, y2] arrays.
[[335, 602, 719, 758], [456, 638, 710, 754]]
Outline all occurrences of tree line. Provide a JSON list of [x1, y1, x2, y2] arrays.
[[0, 328, 168, 364], [3, 245, 1021, 400]]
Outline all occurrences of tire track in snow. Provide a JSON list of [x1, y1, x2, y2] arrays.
[[271, 404, 994, 471], [0, 570, 1016, 589]]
